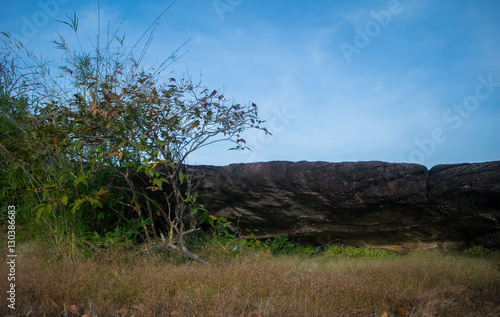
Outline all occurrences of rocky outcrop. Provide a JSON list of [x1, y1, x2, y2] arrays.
[[186, 160, 500, 250], [426, 161, 500, 249]]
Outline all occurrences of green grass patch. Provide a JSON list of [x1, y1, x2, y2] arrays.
[[325, 244, 397, 259]]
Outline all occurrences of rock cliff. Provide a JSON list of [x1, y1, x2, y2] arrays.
[[189, 160, 500, 251]]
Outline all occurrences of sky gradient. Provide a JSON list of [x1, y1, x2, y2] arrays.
[[2, 0, 499, 168]]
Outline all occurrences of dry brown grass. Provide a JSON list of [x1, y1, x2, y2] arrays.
[[1, 242, 500, 317]]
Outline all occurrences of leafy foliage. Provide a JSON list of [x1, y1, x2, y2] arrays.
[[0, 9, 269, 263], [243, 228, 267, 250], [266, 235, 298, 255], [463, 245, 494, 258], [325, 245, 397, 259], [242, 232, 317, 256]]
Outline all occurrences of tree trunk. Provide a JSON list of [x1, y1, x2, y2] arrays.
[[164, 243, 209, 265]]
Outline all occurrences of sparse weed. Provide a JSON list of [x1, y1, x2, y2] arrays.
[[325, 244, 397, 259], [243, 228, 268, 250]]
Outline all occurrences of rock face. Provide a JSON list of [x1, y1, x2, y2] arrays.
[[188, 160, 500, 250], [427, 162, 500, 249]]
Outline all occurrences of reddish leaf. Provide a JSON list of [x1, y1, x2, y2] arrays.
[[69, 304, 78, 315], [88, 87, 96, 101], [96, 189, 108, 196], [210, 90, 217, 97], [190, 121, 200, 129], [89, 102, 97, 116]]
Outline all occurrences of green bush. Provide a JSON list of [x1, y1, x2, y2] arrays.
[[463, 245, 493, 257], [299, 245, 321, 255], [267, 235, 299, 255], [1, 7, 268, 264], [325, 245, 396, 259]]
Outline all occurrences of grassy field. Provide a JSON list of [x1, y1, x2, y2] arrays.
[[1, 240, 500, 317]]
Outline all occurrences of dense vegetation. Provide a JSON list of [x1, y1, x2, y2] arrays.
[[0, 10, 269, 263]]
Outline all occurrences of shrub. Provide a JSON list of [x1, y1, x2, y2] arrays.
[[0, 6, 269, 263], [325, 245, 396, 259], [463, 245, 493, 257], [267, 235, 299, 255]]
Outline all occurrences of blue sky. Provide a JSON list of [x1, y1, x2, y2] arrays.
[[2, 0, 499, 168]]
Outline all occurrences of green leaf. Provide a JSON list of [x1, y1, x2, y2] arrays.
[[61, 195, 69, 206], [87, 197, 103, 208], [34, 204, 53, 220], [71, 198, 87, 213], [197, 211, 214, 226], [55, 11, 78, 32], [206, 216, 214, 226], [179, 172, 185, 184], [44, 204, 53, 217], [205, 111, 213, 121], [34, 204, 45, 220], [152, 177, 168, 189], [74, 174, 88, 187]]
